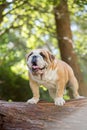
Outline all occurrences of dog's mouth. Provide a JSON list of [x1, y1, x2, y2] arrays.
[[32, 65, 45, 72]]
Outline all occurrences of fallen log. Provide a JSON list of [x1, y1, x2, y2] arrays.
[[0, 98, 87, 130]]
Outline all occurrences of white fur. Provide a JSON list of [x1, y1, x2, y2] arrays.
[[54, 97, 65, 106], [75, 95, 85, 99], [31, 68, 58, 90], [44, 69, 58, 81], [27, 51, 46, 69], [27, 98, 39, 104]]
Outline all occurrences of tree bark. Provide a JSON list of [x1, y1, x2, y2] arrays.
[[53, 0, 87, 96], [0, 99, 87, 130]]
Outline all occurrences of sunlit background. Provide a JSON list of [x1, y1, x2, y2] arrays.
[[0, 0, 87, 101]]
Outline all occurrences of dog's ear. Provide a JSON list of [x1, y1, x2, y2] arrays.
[[50, 54, 55, 61], [49, 53, 55, 62], [47, 51, 55, 62]]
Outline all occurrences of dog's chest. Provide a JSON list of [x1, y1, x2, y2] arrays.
[[32, 69, 58, 88]]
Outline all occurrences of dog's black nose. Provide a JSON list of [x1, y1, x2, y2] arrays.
[[32, 55, 37, 65]]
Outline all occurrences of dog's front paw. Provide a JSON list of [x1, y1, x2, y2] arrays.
[[27, 98, 39, 104], [54, 97, 65, 106]]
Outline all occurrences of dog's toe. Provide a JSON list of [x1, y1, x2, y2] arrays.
[[27, 98, 39, 104], [54, 97, 65, 106]]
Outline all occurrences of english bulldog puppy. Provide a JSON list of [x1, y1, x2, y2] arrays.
[[26, 49, 82, 106]]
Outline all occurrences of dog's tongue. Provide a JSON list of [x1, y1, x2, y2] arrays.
[[32, 65, 44, 74], [32, 65, 39, 69]]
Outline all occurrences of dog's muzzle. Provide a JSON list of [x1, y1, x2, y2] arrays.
[[31, 55, 46, 73]]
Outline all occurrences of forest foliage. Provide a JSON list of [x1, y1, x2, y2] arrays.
[[0, 0, 87, 101]]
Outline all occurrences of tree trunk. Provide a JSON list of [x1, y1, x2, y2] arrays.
[[53, 0, 87, 96], [0, 99, 87, 130]]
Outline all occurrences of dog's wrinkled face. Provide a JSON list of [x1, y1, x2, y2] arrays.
[[26, 49, 55, 74]]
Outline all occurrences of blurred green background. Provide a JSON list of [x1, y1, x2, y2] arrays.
[[0, 0, 87, 102]]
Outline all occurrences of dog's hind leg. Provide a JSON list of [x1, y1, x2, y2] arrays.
[[69, 76, 82, 99]]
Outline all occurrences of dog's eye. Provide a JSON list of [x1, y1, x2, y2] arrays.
[[40, 52, 46, 58]]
